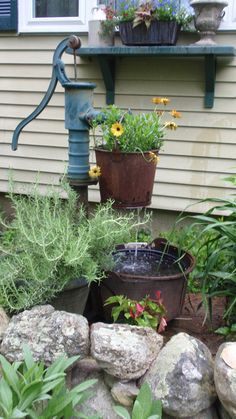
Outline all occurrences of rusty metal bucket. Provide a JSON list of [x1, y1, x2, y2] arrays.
[[98, 239, 196, 321], [95, 148, 158, 208]]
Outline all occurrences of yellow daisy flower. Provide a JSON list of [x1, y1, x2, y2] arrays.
[[110, 122, 124, 137], [152, 97, 170, 105], [170, 109, 182, 118], [88, 165, 101, 178], [148, 152, 160, 164], [161, 97, 170, 106], [152, 97, 163, 104], [164, 121, 178, 130]]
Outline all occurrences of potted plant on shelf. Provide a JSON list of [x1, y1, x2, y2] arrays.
[[91, 97, 181, 208], [116, 0, 193, 46], [0, 182, 140, 315], [88, 4, 117, 47]]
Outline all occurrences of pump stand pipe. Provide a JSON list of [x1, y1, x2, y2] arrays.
[[11, 36, 103, 198]]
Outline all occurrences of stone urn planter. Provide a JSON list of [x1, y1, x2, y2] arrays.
[[190, 0, 228, 45]]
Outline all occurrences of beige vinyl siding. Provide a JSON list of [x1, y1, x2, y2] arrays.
[[0, 33, 235, 213]]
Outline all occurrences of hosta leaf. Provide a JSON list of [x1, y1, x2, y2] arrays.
[[42, 390, 78, 417], [72, 379, 97, 393], [45, 355, 79, 379], [132, 399, 144, 419], [113, 405, 131, 419], [215, 327, 230, 336], [135, 383, 152, 417], [22, 345, 35, 371], [0, 356, 20, 397], [0, 377, 13, 414], [41, 377, 64, 394], [18, 382, 43, 410], [150, 399, 162, 417], [10, 407, 28, 418]]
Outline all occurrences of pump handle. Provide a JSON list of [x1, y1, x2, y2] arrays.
[[12, 36, 81, 150]]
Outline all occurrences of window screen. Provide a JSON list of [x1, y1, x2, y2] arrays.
[[34, 0, 79, 18]]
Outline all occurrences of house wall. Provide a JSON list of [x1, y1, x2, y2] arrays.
[[0, 31, 235, 217]]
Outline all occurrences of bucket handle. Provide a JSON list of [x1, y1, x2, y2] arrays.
[[148, 237, 168, 249]]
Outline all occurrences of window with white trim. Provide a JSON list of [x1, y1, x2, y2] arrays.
[[219, 0, 236, 30], [18, 0, 97, 33], [0, 0, 236, 33]]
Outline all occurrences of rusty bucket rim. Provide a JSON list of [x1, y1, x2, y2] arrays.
[[109, 246, 196, 282], [94, 146, 160, 155]]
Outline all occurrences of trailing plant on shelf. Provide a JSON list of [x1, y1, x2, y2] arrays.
[[0, 181, 145, 313], [0, 345, 97, 419], [99, 5, 117, 39], [117, 0, 193, 29], [105, 291, 167, 332]]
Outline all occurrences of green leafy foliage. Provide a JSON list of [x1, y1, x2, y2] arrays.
[[160, 225, 216, 294], [99, 6, 117, 38], [0, 346, 97, 418], [92, 103, 178, 153], [116, 0, 192, 28], [171, 173, 236, 324], [215, 324, 236, 341], [0, 182, 143, 313], [114, 382, 162, 419], [105, 293, 167, 331]]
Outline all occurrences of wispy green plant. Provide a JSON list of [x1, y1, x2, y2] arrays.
[[0, 345, 97, 419], [173, 174, 236, 323], [0, 182, 144, 313], [114, 382, 162, 419]]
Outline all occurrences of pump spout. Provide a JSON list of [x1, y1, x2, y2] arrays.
[[12, 36, 80, 150]]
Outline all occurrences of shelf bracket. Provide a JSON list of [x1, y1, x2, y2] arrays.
[[204, 54, 216, 109], [97, 56, 115, 105]]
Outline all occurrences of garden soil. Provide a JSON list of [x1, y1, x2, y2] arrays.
[[164, 293, 226, 357]]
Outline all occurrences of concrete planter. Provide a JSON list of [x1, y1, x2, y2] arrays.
[[190, 0, 228, 44]]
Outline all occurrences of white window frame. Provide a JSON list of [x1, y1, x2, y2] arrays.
[[18, 0, 97, 33], [219, 0, 236, 30]]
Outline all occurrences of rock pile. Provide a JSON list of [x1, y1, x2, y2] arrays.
[[0, 305, 235, 419]]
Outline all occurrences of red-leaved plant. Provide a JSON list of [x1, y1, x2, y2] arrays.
[[105, 291, 167, 333]]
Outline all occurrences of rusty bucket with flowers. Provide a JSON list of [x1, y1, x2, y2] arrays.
[[91, 97, 181, 208]]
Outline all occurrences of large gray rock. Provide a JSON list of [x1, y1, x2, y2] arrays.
[[141, 332, 216, 418], [214, 342, 236, 419], [163, 405, 219, 418], [216, 399, 232, 419], [90, 322, 163, 380], [0, 307, 10, 341], [0, 305, 89, 364], [71, 357, 119, 419], [111, 381, 139, 407]]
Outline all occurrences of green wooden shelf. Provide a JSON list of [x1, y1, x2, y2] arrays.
[[68, 45, 235, 108]]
